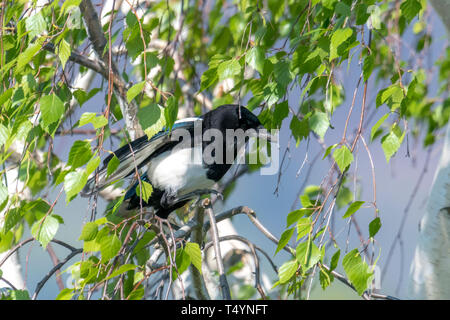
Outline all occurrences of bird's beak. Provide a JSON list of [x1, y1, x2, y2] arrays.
[[255, 125, 277, 143]]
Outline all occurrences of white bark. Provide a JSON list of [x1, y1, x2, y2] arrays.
[[407, 0, 450, 300], [408, 122, 450, 299]]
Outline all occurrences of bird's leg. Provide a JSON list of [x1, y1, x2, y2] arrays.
[[178, 189, 223, 204], [161, 189, 223, 208], [188, 189, 224, 210], [160, 189, 178, 208]]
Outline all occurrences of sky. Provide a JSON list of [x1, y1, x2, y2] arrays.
[[11, 3, 449, 300]]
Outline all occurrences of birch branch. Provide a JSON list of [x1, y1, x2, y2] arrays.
[[79, 0, 143, 139], [202, 198, 231, 300]]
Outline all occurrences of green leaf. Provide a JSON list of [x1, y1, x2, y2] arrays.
[[273, 101, 289, 129], [333, 145, 354, 172], [14, 119, 32, 141], [64, 170, 88, 203], [330, 249, 340, 271], [3, 208, 21, 233], [363, 54, 374, 82], [400, 0, 422, 23], [295, 240, 321, 272], [263, 81, 283, 107], [73, 88, 100, 107], [127, 285, 145, 300], [132, 231, 156, 254], [275, 227, 294, 254], [290, 116, 309, 146], [245, 46, 265, 74], [10, 290, 31, 300], [304, 185, 322, 199], [0, 183, 8, 206], [371, 113, 390, 141], [185, 242, 202, 273], [172, 249, 191, 280], [56, 288, 74, 300], [369, 217, 382, 238], [0, 124, 9, 149], [105, 264, 138, 281], [309, 112, 329, 139], [286, 209, 307, 227], [86, 156, 100, 176], [200, 68, 218, 91], [300, 194, 312, 208], [268, 0, 285, 21], [273, 60, 292, 89], [61, 0, 82, 13], [217, 59, 241, 81], [40, 94, 65, 132], [342, 201, 365, 218], [66, 6, 82, 29], [0, 88, 13, 108], [323, 143, 338, 160], [381, 131, 401, 163], [31, 215, 59, 249], [342, 249, 373, 296], [319, 266, 333, 290], [330, 28, 353, 61], [78, 222, 98, 241], [335, 2, 351, 17], [124, 19, 150, 60], [368, 5, 381, 29], [278, 260, 298, 284], [0, 231, 14, 253], [296, 218, 312, 240], [83, 239, 102, 253], [319, 247, 341, 289], [143, 106, 166, 140], [106, 155, 120, 177], [376, 85, 404, 110], [137, 103, 161, 130], [135, 180, 153, 203], [126, 81, 145, 103], [164, 96, 178, 130], [78, 112, 108, 129], [336, 185, 353, 209], [355, 3, 370, 25], [100, 234, 121, 262], [25, 12, 46, 38], [57, 39, 71, 70], [68, 140, 92, 169], [16, 39, 42, 73]]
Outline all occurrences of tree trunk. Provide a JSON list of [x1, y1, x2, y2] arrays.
[[407, 0, 450, 300]]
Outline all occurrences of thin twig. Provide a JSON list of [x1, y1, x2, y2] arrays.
[[203, 235, 267, 299], [190, 206, 210, 300], [0, 277, 18, 291], [32, 248, 82, 300], [202, 198, 231, 300]]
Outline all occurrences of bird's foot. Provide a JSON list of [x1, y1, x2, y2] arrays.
[[162, 189, 223, 211]]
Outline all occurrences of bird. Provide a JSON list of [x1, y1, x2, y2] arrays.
[[81, 104, 272, 219]]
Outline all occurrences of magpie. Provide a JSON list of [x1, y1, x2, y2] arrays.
[[81, 104, 272, 219]]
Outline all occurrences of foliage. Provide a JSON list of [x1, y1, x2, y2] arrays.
[[0, 0, 448, 300]]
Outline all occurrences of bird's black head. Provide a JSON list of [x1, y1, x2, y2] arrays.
[[202, 104, 263, 133]]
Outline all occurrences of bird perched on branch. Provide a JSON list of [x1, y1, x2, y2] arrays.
[[81, 104, 273, 219]]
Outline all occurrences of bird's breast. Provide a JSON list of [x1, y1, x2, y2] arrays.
[[146, 146, 214, 196]]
